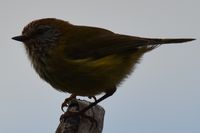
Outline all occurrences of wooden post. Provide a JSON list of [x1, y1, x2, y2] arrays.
[[55, 99, 105, 133]]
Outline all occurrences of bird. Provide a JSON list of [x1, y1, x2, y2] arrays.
[[12, 18, 195, 116]]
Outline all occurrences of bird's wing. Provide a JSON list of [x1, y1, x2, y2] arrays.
[[63, 26, 152, 60], [63, 25, 194, 60]]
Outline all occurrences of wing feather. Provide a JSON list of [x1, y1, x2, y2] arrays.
[[63, 25, 151, 59]]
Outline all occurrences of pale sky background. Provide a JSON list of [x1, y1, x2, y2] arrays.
[[0, 0, 199, 133]]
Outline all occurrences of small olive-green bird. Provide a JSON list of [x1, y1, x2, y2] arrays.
[[12, 18, 195, 115]]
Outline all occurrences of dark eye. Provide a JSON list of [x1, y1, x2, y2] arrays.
[[37, 29, 45, 34], [36, 25, 51, 34]]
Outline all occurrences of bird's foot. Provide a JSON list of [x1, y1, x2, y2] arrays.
[[60, 106, 98, 130], [88, 96, 97, 102], [61, 94, 77, 112]]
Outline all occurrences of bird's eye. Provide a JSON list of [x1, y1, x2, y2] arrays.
[[36, 25, 51, 35], [37, 29, 45, 34]]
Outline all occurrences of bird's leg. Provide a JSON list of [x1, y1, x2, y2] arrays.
[[79, 88, 116, 115], [61, 94, 77, 112], [62, 87, 116, 118], [88, 96, 97, 102], [60, 99, 98, 129]]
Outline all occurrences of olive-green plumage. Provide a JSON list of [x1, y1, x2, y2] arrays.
[[12, 18, 195, 98]]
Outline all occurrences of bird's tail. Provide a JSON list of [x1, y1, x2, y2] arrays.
[[148, 38, 195, 45]]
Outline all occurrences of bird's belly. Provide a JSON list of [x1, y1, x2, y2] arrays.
[[35, 54, 141, 96]]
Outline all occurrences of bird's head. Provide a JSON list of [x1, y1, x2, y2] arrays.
[[12, 18, 72, 53]]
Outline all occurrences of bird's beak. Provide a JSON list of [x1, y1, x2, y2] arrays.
[[12, 35, 28, 42]]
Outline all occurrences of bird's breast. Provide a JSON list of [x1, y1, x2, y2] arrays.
[[28, 50, 143, 96]]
